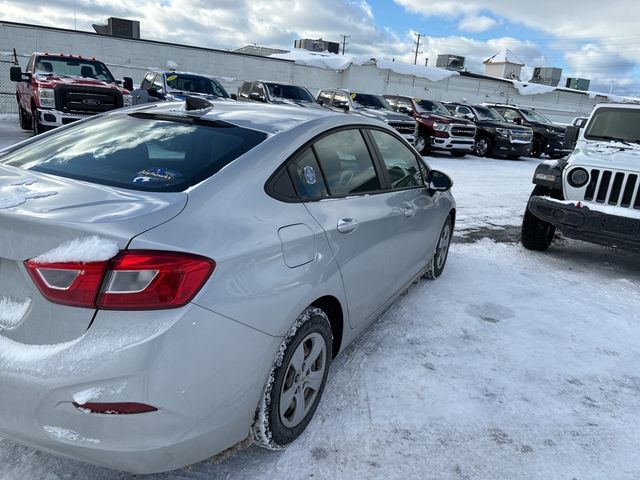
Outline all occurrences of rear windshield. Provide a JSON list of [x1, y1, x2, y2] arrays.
[[1, 113, 267, 192]]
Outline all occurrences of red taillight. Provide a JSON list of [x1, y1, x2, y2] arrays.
[[98, 251, 215, 310], [25, 259, 109, 308], [25, 251, 215, 310], [73, 402, 158, 414]]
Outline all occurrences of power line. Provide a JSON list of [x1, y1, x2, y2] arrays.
[[339, 34, 350, 55], [413, 32, 424, 65]]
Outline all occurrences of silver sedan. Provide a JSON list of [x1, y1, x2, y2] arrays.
[[0, 100, 455, 473]]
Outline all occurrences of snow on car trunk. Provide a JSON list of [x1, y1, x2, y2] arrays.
[[0, 165, 187, 345]]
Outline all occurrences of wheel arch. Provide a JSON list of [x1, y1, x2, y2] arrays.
[[310, 295, 343, 358]]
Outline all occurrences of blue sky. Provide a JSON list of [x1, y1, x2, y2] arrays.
[[3, 0, 640, 96]]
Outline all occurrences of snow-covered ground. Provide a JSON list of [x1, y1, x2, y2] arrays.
[[1, 119, 639, 480]]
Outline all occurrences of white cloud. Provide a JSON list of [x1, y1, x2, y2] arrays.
[[458, 15, 498, 33]]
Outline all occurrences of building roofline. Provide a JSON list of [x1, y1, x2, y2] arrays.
[[0, 19, 295, 64]]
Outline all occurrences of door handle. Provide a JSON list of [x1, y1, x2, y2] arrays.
[[337, 218, 359, 234]]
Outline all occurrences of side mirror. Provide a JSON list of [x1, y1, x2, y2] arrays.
[[513, 117, 522, 125], [123, 77, 134, 92], [10, 66, 25, 82], [230, 93, 237, 100], [426, 170, 453, 192], [564, 125, 580, 149], [249, 92, 266, 102], [465, 113, 474, 121], [574, 118, 587, 128]]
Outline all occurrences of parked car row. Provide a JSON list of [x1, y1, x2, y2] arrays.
[[10, 51, 571, 161]]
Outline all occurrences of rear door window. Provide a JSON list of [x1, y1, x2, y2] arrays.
[[369, 130, 424, 189], [313, 129, 381, 196], [2, 114, 267, 192]]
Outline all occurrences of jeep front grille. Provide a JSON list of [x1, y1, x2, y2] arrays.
[[584, 169, 640, 209]]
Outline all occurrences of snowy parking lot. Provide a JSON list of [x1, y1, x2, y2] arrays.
[[1, 117, 639, 480]]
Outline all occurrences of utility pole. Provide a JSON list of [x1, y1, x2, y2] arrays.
[[340, 34, 350, 55], [413, 33, 424, 65]]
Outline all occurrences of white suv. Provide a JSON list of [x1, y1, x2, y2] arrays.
[[521, 103, 640, 252]]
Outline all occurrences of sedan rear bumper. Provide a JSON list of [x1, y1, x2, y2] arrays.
[[528, 196, 640, 252], [0, 304, 280, 473]]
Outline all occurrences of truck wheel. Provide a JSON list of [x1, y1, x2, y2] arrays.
[[531, 137, 544, 158], [252, 307, 332, 449], [18, 105, 31, 130], [450, 151, 466, 158], [414, 134, 430, 155], [473, 135, 491, 157], [31, 108, 45, 135]]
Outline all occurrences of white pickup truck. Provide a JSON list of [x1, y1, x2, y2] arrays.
[[521, 103, 640, 253]]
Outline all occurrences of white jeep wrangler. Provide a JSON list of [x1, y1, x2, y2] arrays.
[[522, 103, 640, 252]]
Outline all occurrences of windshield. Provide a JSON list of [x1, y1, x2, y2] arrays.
[[352, 93, 391, 110], [166, 73, 230, 98], [520, 109, 550, 124], [35, 56, 115, 82], [415, 99, 450, 116], [1, 114, 267, 192], [474, 106, 505, 121], [265, 83, 315, 102], [584, 107, 640, 144]]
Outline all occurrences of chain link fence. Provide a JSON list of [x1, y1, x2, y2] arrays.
[[0, 54, 18, 114]]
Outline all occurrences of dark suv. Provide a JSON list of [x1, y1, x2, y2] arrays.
[[317, 89, 416, 144], [486, 104, 570, 159], [445, 103, 533, 159], [385, 95, 476, 157], [237, 80, 320, 108]]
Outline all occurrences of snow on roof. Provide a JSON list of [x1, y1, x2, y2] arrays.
[[511, 80, 557, 96], [269, 49, 457, 82]]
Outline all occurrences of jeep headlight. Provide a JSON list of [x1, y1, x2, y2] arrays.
[[38, 88, 55, 108], [568, 168, 589, 188], [496, 128, 510, 137], [123, 94, 133, 107], [433, 122, 448, 132]]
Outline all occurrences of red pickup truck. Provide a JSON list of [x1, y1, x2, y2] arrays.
[[11, 52, 133, 134], [384, 95, 477, 157]]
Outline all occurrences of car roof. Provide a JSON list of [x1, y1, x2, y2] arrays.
[[120, 100, 383, 135]]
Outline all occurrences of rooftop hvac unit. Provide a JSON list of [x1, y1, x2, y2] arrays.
[[92, 17, 141, 39], [436, 54, 465, 71]]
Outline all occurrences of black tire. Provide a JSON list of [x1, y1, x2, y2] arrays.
[[252, 307, 332, 449], [521, 186, 556, 251], [414, 134, 430, 155], [31, 107, 46, 135], [507, 155, 522, 160], [450, 151, 466, 158], [473, 135, 491, 157], [423, 215, 453, 279], [531, 136, 544, 158], [18, 105, 31, 130]]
